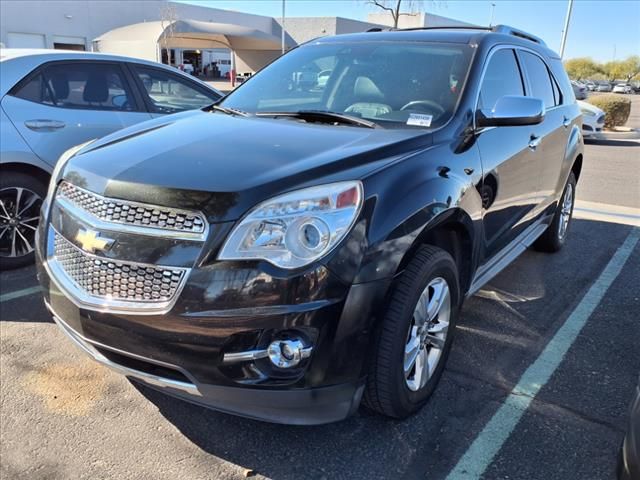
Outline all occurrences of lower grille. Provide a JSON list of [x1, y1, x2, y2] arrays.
[[52, 231, 186, 305]]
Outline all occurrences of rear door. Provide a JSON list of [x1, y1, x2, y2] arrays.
[[128, 64, 222, 118], [2, 61, 151, 166], [476, 47, 542, 261], [518, 50, 569, 215]]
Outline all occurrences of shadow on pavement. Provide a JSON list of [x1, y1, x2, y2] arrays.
[[132, 219, 635, 479]]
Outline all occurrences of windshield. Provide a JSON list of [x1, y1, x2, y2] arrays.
[[221, 41, 473, 129]]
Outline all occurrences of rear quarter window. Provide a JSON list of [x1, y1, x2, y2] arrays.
[[548, 58, 576, 104]]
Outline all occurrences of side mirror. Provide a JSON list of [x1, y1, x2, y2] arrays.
[[477, 96, 545, 128]]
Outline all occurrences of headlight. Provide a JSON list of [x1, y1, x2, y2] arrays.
[[218, 181, 363, 269]]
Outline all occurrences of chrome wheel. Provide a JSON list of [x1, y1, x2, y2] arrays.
[[404, 277, 451, 392], [558, 182, 573, 240], [0, 187, 42, 259]]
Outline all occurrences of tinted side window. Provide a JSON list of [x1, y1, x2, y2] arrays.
[[479, 49, 524, 110], [14, 62, 137, 111], [548, 58, 575, 104], [520, 52, 555, 108], [132, 66, 220, 114]]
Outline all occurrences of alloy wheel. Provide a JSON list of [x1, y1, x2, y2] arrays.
[[0, 187, 42, 259], [404, 277, 451, 392], [558, 182, 573, 240]]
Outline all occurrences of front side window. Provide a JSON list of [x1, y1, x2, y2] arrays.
[[520, 51, 556, 109], [132, 66, 219, 114], [221, 42, 474, 129], [478, 49, 524, 110], [14, 62, 137, 111]]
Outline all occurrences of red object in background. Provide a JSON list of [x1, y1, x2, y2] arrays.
[[231, 69, 236, 87]]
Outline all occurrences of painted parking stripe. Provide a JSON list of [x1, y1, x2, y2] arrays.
[[447, 227, 640, 480], [0, 285, 42, 303]]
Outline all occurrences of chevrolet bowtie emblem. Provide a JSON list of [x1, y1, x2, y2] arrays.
[[75, 228, 114, 254]]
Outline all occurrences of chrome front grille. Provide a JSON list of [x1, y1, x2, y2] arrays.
[[52, 232, 186, 304], [57, 181, 206, 236]]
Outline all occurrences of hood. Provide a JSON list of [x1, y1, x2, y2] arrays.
[[63, 110, 427, 222], [577, 100, 603, 116]]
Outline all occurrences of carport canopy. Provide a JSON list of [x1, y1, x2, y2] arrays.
[[93, 19, 294, 61]]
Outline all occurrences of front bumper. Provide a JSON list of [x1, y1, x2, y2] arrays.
[[38, 244, 390, 424], [47, 303, 365, 424]]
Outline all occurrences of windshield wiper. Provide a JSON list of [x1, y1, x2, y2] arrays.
[[256, 110, 377, 129], [210, 105, 251, 117]]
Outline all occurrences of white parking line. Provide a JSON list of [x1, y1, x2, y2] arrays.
[[446, 227, 640, 480], [0, 285, 42, 303]]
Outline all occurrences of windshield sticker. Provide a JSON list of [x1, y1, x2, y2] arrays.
[[407, 113, 433, 127]]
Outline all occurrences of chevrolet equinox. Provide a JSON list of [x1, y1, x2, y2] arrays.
[[36, 25, 584, 424]]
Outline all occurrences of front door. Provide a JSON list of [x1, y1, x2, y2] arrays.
[[476, 48, 542, 262]]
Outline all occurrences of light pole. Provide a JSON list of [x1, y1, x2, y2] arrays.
[[489, 3, 496, 27], [281, 0, 286, 54], [559, 0, 574, 59]]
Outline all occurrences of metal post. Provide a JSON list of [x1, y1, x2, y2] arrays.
[[281, 0, 286, 54], [559, 0, 574, 59], [489, 3, 496, 27]]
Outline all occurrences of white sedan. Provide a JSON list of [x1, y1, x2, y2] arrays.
[[612, 83, 632, 94], [578, 100, 605, 138], [0, 49, 222, 267]]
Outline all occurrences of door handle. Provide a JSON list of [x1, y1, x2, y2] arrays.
[[24, 119, 66, 131], [562, 116, 571, 128], [528, 135, 542, 150]]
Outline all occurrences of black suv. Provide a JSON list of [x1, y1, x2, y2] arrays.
[[36, 25, 583, 424]]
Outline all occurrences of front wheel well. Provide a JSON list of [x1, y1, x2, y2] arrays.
[[398, 219, 473, 295], [0, 162, 51, 187]]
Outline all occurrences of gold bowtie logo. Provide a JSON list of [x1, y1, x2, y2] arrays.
[[75, 228, 114, 253]]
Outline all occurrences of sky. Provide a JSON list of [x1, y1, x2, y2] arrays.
[[179, 0, 640, 62]]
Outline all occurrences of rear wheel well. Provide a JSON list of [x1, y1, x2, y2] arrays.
[[571, 154, 583, 182], [0, 162, 51, 187], [399, 220, 473, 295]]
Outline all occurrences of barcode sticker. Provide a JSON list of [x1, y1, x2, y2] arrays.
[[407, 113, 433, 127]]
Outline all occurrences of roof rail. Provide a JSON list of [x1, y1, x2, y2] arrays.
[[491, 25, 547, 46], [364, 24, 546, 47]]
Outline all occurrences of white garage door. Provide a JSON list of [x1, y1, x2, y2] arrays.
[[7, 32, 46, 48]]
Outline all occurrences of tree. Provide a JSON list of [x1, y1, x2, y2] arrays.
[[366, 0, 424, 28], [603, 60, 626, 82], [563, 57, 601, 81], [619, 55, 640, 83]]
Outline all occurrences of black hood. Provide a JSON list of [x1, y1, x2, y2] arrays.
[[63, 110, 429, 222]]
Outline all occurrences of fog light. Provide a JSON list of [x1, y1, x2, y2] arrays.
[[267, 338, 312, 368]]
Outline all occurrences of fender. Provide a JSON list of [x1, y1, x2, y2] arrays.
[[353, 141, 484, 284]]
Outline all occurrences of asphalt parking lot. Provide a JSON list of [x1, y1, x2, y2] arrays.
[[1, 97, 639, 480]]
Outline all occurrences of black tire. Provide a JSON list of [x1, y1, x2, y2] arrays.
[[0, 172, 47, 270], [363, 245, 460, 419], [533, 172, 577, 253]]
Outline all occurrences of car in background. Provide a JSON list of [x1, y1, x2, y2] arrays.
[[584, 80, 597, 91], [612, 83, 632, 94], [596, 82, 613, 92], [578, 100, 605, 138], [571, 80, 587, 99], [0, 49, 222, 268], [619, 376, 640, 480]]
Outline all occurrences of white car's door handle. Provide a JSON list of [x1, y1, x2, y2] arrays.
[[24, 119, 66, 131], [528, 135, 542, 150]]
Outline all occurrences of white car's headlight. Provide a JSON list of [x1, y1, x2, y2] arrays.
[[218, 181, 363, 269]]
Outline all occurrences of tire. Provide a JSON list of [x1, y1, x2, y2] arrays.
[[0, 172, 47, 270], [363, 245, 460, 419], [533, 172, 577, 253]]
